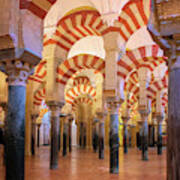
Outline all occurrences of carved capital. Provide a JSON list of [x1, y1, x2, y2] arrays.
[[106, 96, 123, 114], [138, 108, 149, 122], [122, 116, 130, 124], [0, 102, 8, 112], [2, 60, 33, 86], [47, 101, 64, 117], [31, 114, 38, 124], [96, 111, 107, 123], [156, 112, 164, 124]]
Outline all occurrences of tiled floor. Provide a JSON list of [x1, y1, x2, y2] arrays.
[[0, 146, 166, 180]]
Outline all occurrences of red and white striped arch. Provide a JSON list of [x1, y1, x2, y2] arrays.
[[104, 0, 151, 41], [147, 73, 168, 100], [43, 10, 107, 52], [33, 87, 46, 106], [72, 97, 93, 111], [117, 45, 167, 80], [20, 0, 56, 19], [29, 60, 47, 83], [73, 76, 90, 86], [162, 92, 168, 107], [151, 92, 168, 109], [65, 84, 96, 105], [56, 54, 105, 85]]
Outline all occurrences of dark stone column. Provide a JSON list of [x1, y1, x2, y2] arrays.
[[63, 116, 68, 156], [79, 122, 83, 148], [98, 121, 105, 159], [156, 114, 164, 155], [122, 116, 130, 154], [58, 117, 61, 151], [3, 61, 33, 180], [96, 112, 106, 159], [5, 86, 26, 180], [92, 119, 99, 153], [107, 97, 122, 174], [37, 124, 41, 147], [83, 123, 87, 149], [139, 110, 149, 161], [68, 118, 73, 153], [31, 114, 37, 155], [167, 55, 180, 180], [47, 101, 62, 169]]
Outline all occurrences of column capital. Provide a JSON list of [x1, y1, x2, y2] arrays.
[[122, 116, 130, 124], [2, 60, 34, 86], [155, 112, 164, 124], [96, 111, 107, 123], [31, 114, 38, 124], [0, 102, 7, 111], [47, 101, 64, 117], [106, 96, 123, 114], [138, 108, 149, 122]]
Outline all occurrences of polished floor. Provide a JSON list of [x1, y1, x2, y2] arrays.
[[0, 146, 166, 180]]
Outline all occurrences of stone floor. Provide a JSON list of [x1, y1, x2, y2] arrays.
[[0, 146, 166, 180]]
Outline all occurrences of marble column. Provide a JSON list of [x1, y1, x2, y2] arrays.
[[92, 119, 99, 153], [139, 110, 149, 161], [106, 97, 122, 174], [122, 116, 130, 154], [31, 114, 37, 155], [63, 116, 68, 156], [96, 112, 106, 159], [137, 121, 143, 150], [156, 113, 164, 155], [79, 122, 83, 148], [37, 124, 41, 147], [4, 61, 31, 180], [82, 122, 87, 149], [47, 101, 62, 169], [68, 118, 73, 153]]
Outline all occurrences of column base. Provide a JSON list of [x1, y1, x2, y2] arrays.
[[50, 163, 58, 170], [110, 167, 119, 174]]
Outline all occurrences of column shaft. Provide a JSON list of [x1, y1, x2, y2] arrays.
[[99, 122, 104, 159], [5, 86, 26, 180], [157, 122, 163, 155], [31, 117, 36, 155], [109, 114, 119, 174], [141, 120, 148, 161], [63, 122, 68, 156], [123, 124, 128, 154], [50, 116, 59, 169]]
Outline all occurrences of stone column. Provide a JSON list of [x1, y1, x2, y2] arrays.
[[122, 116, 130, 154], [138, 67, 151, 161], [92, 119, 99, 153], [83, 122, 87, 149], [63, 115, 69, 156], [137, 121, 143, 149], [31, 114, 37, 155], [47, 101, 62, 169], [4, 61, 31, 180], [37, 123, 41, 147], [139, 110, 149, 161], [106, 96, 122, 174], [156, 113, 164, 155], [96, 112, 106, 159], [68, 118, 73, 153]]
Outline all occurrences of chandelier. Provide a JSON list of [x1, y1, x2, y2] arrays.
[[90, 0, 128, 26]]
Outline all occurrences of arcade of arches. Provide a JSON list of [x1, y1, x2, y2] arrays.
[[0, 0, 179, 180]]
